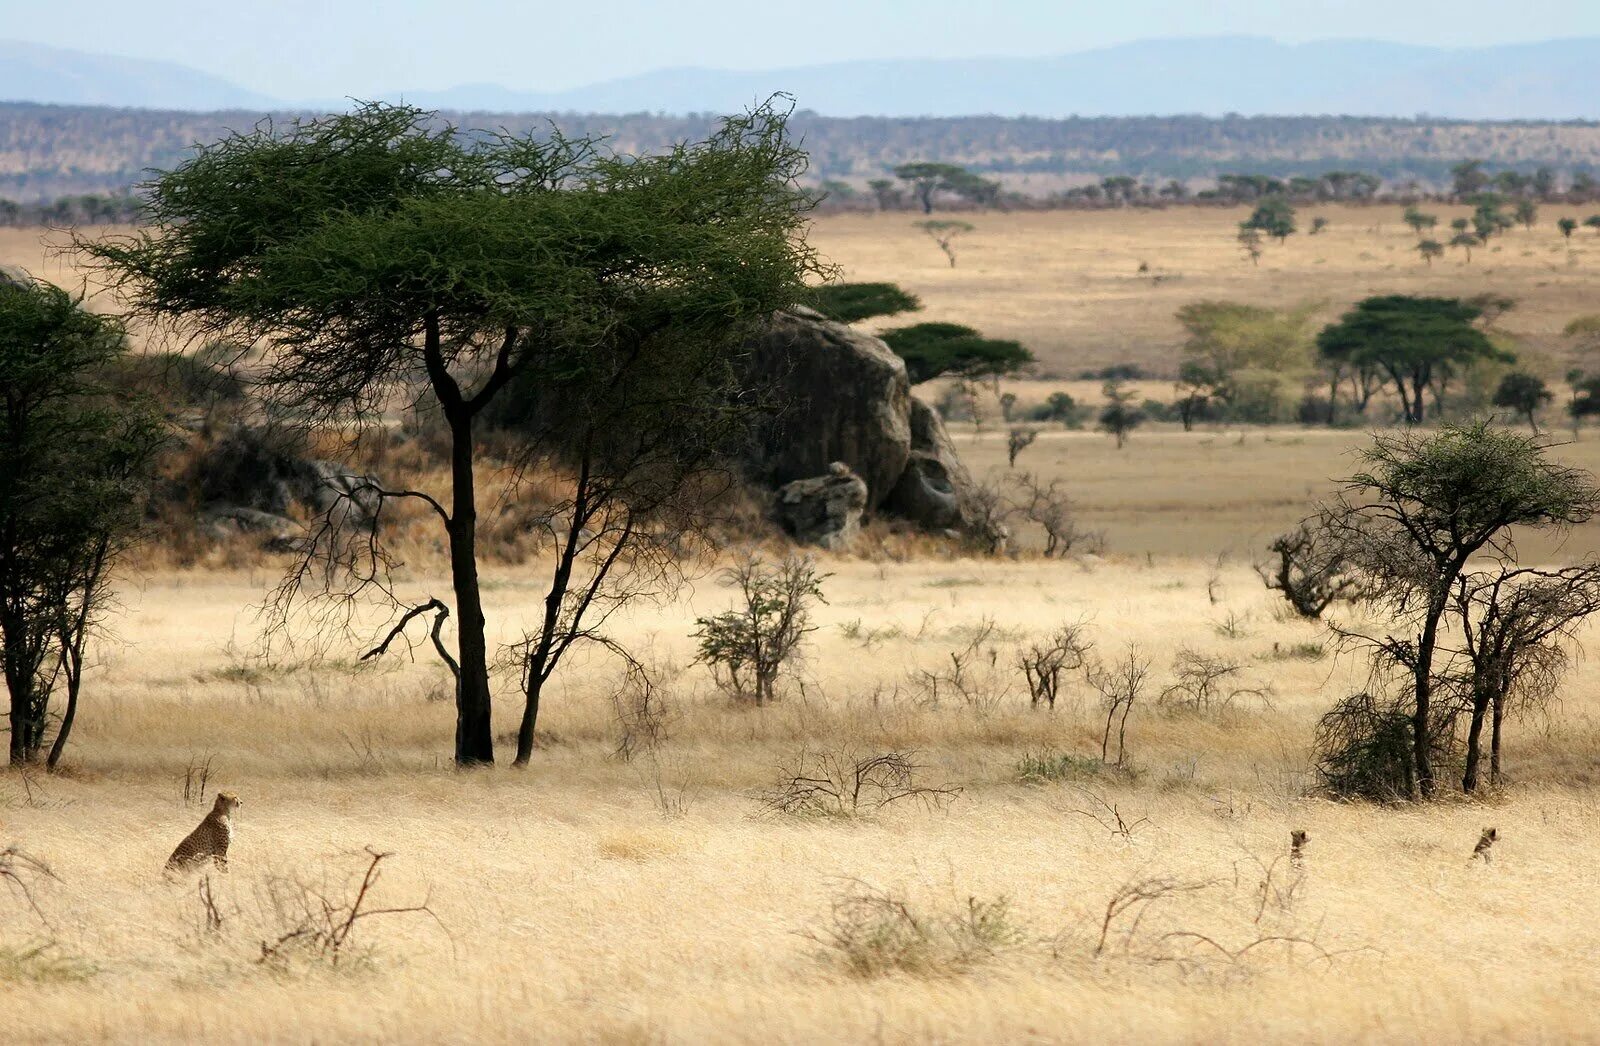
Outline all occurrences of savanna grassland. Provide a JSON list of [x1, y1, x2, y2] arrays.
[[809, 203, 1600, 375], [3, 215, 1600, 1043]]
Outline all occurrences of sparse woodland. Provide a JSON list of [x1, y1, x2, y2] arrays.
[[3, 105, 1600, 1042]]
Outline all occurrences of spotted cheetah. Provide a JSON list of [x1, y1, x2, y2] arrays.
[[1289, 829, 1309, 867], [1472, 826, 1498, 863], [166, 792, 240, 873]]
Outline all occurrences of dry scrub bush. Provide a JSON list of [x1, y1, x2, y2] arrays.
[[0, 845, 89, 984], [909, 616, 1013, 713], [693, 553, 827, 706], [195, 850, 444, 972], [1017, 620, 1093, 709], [757, 749, 960, 818], [806, 881, 1024, 978], [1257, 522, 1367, 619], [1158, 649, 1273, 714], [1087, 645, 1148, 767]]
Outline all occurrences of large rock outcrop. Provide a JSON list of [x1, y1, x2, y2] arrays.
[[742, 308, 984, 540], [773, 463, 869, 550], [742, 307, 911, 510], [885, 397, 980, 533]]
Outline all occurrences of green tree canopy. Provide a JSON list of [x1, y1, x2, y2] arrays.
[[1242, 197, 1296, 242], [84, 101, 822, 766], [1492, 370, 1553, 432], [806, 282, 922, 324], [893, 162, 974, 214], [879, 321, 1033, 384], [0, 272, 164, 766], [1316, 296, 1510, 424], [1175, 300, 1315, 422]]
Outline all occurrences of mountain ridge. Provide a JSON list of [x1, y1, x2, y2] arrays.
[[7, 35, 1600, 119]]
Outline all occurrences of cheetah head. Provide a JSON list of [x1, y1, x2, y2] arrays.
[[214, 792, 241, 815]]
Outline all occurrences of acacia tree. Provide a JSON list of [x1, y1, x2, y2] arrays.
[[1317, 424, 1600, 797], [87, 102, 821, 767], [914, 219, 973, 267], [0, 272, 163, 766], [1316, 296, 1508, 424], [1493, 371, 1553, 432]]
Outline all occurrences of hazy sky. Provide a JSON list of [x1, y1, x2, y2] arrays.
[[6, 0, 1600, 98]]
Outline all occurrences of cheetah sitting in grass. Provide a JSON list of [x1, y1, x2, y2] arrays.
[[166, 792, 240, 873]]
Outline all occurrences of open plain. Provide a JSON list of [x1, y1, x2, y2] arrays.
[[3, 212, 1600, 1042]]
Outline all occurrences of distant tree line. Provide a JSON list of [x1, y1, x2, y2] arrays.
[[0, 193, 141, 227], [12, 100, 1600, 203]]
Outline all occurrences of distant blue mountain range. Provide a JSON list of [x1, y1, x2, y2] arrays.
[[6, 35, 1600, 119]]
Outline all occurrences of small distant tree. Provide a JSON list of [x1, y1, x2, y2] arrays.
[[1006, 427, 1038, 467], [1242, 197, 1296, 242], [1317, 296, 1508, 425], [1097, 380, 1144, 449], [894, 162, 970, 214], [914, 219, 974, 267], [1309, 216, 1329, 236], [1451, 159, 1489, 199], [1416, 238, 1445, 266], [1493, 371, 1553, 432], [1237, 225, 1264, 266], [867, 178, 902, 210], [1257, 523, 1366, 620], [1514, 199, 1538, 230], [1032, 391, 1083, 428], [1176, 300, 1315, 423], [693, 554, 827, 706], [809, 282, 921, 324], [880, 322, 1033, 384], [1559, 217, 1578, 240], [1588, 215, 1600, 234], [1403, 206, 1438, 235], [1449, 231, 1480, 262]]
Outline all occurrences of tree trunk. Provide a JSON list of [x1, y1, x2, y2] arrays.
[[447, 412, 494, 766], [1462, 688, 1489, 793], [1413, 600, 1446, 798], [1490, 693, 1506, 786]]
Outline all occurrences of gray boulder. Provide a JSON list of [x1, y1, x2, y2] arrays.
[[774, 462, 868, 550], [193, 427, 382, 527], [743, 308, 911, 510], [886, 397, 980, 532]]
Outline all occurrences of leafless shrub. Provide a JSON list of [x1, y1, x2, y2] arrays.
[[1257, 523, 1367, 620], [179, 755, 214, 806], [757, 749, 961, 818], [909, 616, 1011, 712], [1067, 787, 1150, 841], [0, 845, 57, 927], [1087, 645, 1148, 767], [1011, 472, 1105, 558], [610, 660, 674, 762], [1017, 620, 1093, 709], [804, 880, 1025, 978], [1093, 876, 1214, 958], [964, 476, 1012, 556], [254, 848, 443, 970], [1159, 649, 1273, 714], [1212, 610, 1252, 639]]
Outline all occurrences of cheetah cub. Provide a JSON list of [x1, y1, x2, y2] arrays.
[[1289, 829, 1309, 867], [166, 792, 240, 874], [1471, 826, 1498, 863]]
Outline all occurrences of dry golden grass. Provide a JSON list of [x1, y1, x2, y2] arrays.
[[809, 204, 1600, 373], [4, 218, 1600, 1041], [3, 558, 1600, 1043]]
